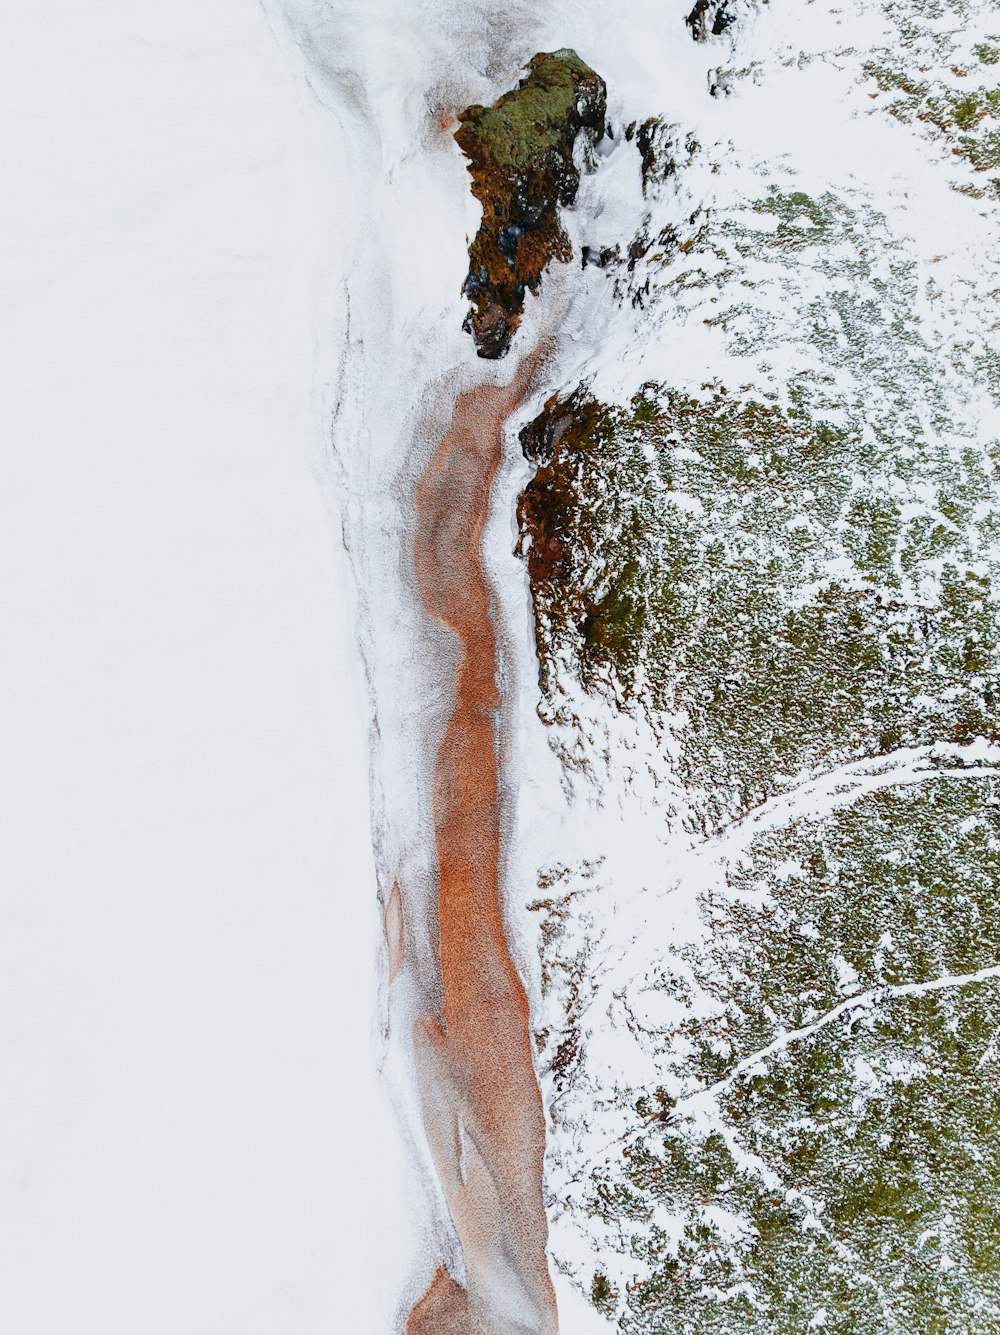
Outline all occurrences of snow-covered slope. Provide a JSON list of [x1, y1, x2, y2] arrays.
[[1, 4, 410, 1332]]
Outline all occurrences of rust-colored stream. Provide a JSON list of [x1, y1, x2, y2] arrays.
[[406, 356, 555, 1335]]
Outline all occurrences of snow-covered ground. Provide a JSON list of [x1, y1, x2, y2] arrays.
[[0, 4, 411, 1332], [22, 0, 989, 1328]]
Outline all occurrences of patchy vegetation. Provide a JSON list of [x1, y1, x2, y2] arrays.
[[859, 0, 1000, 191], [518, 375, 1000, 830], [455, 50, 605, 357], [519, 178, 1000, 821], [866, 55, 1000, 182], [593, 781, 1000, 1333]]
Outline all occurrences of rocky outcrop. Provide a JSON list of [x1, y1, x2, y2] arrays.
[[455, 50, 606, 358], [686, 0, 739, 40]]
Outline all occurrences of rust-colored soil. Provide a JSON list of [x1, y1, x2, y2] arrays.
[[406, 1266, 476, 1335], [407, 356, 556, 1335]]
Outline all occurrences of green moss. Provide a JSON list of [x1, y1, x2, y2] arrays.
[[753, 188, 837, 244], [459, 50, 601, 173], [590, 1271, 618, 1314]]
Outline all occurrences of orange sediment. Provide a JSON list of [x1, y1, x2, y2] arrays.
[[406, 1266, 475, 1335], [385, 880, 405, 985], [406, 355, 556, 1335]]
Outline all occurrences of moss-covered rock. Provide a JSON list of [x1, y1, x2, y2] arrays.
[[455, 50, 606, 358]]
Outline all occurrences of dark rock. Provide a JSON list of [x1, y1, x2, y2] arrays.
[[518, 386, 598, 465], [686, 0, 739, 40]]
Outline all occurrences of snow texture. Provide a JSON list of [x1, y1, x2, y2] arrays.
[[2, 3, 411, 1332]]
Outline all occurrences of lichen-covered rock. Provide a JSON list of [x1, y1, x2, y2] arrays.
[[455, 50, 606, 358]]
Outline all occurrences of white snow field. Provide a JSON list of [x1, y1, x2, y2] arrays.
[[0, 3, 411, 1333]]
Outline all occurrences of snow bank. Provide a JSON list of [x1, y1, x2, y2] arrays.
[[0, 2, 410, 1331]]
